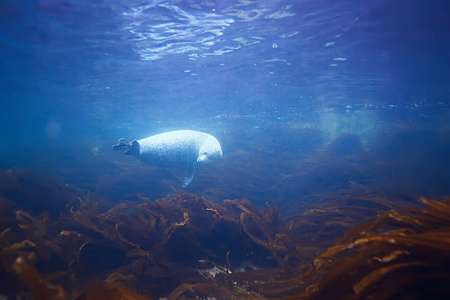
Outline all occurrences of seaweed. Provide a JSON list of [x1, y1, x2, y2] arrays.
[[0, 169, 80, 217], [1, 169, 449, 299], [297, 197, 450, 299]]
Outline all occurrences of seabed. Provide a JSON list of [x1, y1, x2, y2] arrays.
[[1, 168, 450, 299]]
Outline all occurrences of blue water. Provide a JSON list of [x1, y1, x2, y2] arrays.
[[1, 0, 450, 209]]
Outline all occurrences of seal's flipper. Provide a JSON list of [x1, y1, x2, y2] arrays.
[[124, 140, 140, 156], [113, 138, 131, 150], [182, 164, 197, 187], [113, 139, 140, 156]]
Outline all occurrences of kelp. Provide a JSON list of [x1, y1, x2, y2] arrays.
[[296, 197, 450, 299], [0, 170, 302, 298], [1, 169, 450, 299], [0, 169, 81, 217], [11, 256, 65, 300]]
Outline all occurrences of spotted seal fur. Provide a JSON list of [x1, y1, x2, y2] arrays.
[[113, 130, 223, 186]]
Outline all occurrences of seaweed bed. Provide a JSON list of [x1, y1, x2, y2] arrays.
[[1, 169, 450, 299]]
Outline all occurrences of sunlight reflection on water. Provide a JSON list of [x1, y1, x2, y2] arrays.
[[122, 0, 296, 60]]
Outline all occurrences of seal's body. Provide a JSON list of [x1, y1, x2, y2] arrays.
[[114, 130, 222, 186]]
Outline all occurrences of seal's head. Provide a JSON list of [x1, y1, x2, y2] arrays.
[[197, 136, 223, 164]]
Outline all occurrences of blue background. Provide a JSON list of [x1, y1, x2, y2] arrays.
[[1, 0, 449, 211]]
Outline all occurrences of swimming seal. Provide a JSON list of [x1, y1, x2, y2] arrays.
[[113, 130, 223, 187]]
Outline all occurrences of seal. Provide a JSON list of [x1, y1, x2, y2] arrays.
[[113, 130, 223, 186]]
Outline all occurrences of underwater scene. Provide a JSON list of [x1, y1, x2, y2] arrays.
[[1, 0, 450, 299]]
